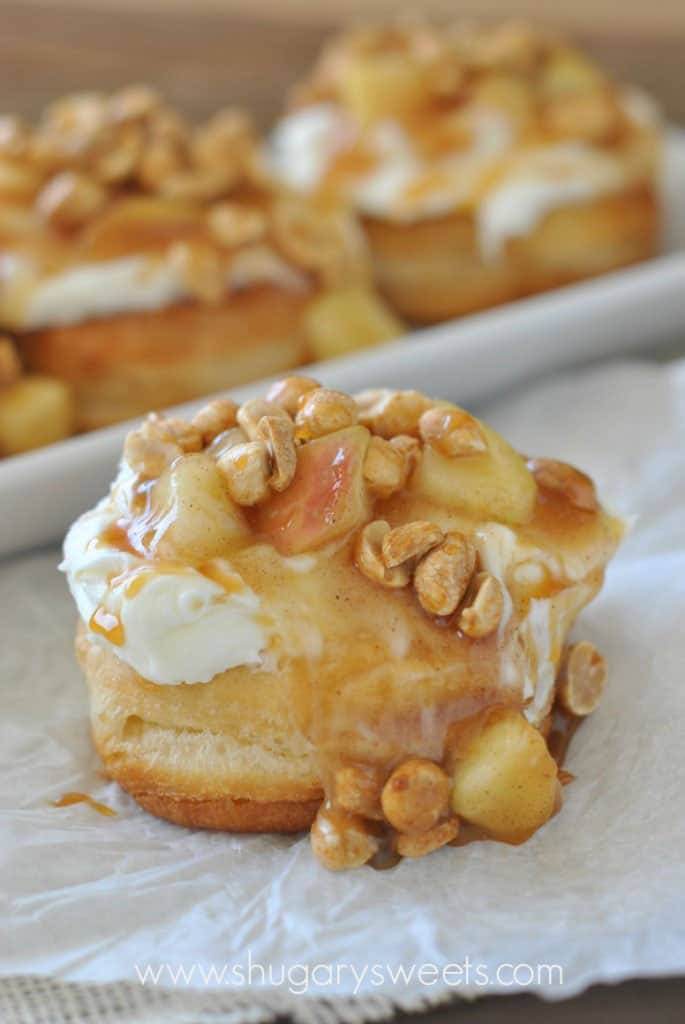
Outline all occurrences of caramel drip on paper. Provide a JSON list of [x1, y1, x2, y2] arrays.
[[51, 792, 116, 817]]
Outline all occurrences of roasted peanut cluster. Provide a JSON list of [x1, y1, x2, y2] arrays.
[[0, 91, 262, 217], [290, 19, 635, 148], [0, 87, 371, 294]]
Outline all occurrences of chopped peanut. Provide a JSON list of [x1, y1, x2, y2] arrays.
[[124, 431, 182, 478], [355, 389, 432, 439], [256, 414, 297, 492], [160, 166, 240, 203], [310, 805, 379, 870], [355, 520, 412, 589], [124, 413, 200, 477], [217, 441, 271, 506], [294, 387, 358, 440], [396, 817, 459, 857], [141, 413, 202, 452], [414, 531, 476, 617], [265, 375, 321, 417], [557, 641, 607, 716], [192, 108, 254, 170], [137, 138, 186, 190], [419, 407, 488, 457], [191, 398, 239, 446], [107, 84, 161, 124], [458, 572, 505, 639], [381, 759, 450, 834], [36, 171, 108, 229], [237, 397, 291, 441], [381, 520, 443, 569], [90, 124, 144, 184], [206, 426, 247, 460], [208, 202, 267, 248]]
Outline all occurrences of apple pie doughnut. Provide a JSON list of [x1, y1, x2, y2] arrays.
[[63, 378, 622, 869], [271, 20, 661, 323], [0, 88, 401, 438]]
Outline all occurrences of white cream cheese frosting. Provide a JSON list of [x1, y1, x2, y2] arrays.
[[476, 142, 630, 260], [270, 102, 514, 230], [0, 244, 307, 331], [60, 494, 268, 686], [474, 522, 597, 722], [270, 98, 655, 259]]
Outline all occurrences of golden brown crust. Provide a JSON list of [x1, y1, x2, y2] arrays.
[[76, 622, 324, 832], [21, 284, 312, 430], [364, 184, 659, 323], [118, 789, 320, 834]]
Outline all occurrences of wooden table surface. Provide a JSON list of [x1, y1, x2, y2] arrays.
[[2, 3, 683, 1021], [2, 1, 685, 126]]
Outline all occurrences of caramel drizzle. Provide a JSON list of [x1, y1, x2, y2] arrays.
[[89, 606, 124, 646], [51, 792, 116, 816]]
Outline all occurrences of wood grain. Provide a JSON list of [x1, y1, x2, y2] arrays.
[[1, 2, 684, 126]]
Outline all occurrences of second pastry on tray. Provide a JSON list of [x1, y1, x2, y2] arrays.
[[270, 20, 662, 323]]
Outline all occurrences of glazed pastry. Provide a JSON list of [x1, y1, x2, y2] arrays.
[[0, 88, 400, 439], [63, 378, 622, 869], [270, 20, 662, 322]]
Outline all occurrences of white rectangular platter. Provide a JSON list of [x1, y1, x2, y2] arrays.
[[1, 130, 684, 559]]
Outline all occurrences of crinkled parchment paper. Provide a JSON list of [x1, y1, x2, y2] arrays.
[[2, 360, 685, 1023]]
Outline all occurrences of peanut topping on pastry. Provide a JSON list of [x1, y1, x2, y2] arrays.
[[0, 87, 373, 320], [355, 520, 411, 589], [381, 759, 450, 834], [191, 399, 239, 446], [294, 387, 359, 440], [289, 20, 634, 152], [381, 520, 443, 568], [67, 380, 621, 871], [458, 572, 505, 639], [556, 641, 607, 716], [419, 407, 488, 458], [413, 531, 476, 617], [265, 375, 321, 417]]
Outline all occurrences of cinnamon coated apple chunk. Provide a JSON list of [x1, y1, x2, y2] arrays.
[[62, 379, 622, 869]]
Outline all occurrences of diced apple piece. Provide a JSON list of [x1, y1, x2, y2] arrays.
[[412, 407, 536, 525], [256, 425, 371, 555], [0, 375, 74, 455], [450, 708, 558, 843], [0, 156, 42, 204], [304, 285, 404, 361], [340, 53, 428, 124], [540, 48, 604, 97], [151, 453, 247, 562]]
